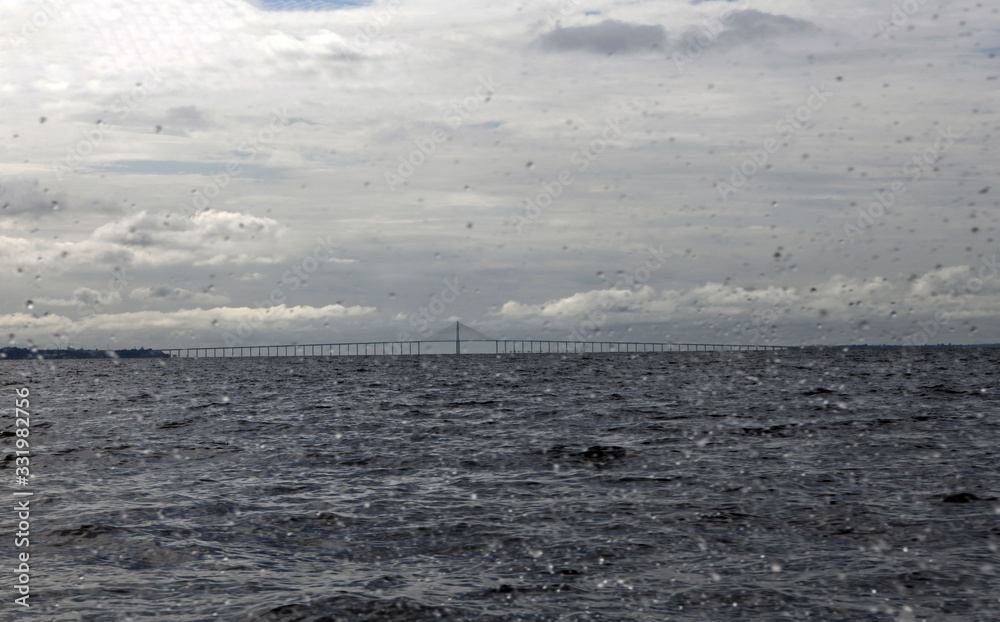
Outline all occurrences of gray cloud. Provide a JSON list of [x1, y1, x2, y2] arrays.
[[130, 285, 229, 305], [703, 10, 817, 49], [0, 178, 65, 218], [536, 20, 666, 55], [72, 287, 121, 308], [160, 105, 212, 132]]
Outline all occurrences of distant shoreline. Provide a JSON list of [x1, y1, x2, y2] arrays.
[[0, 347, 170, 360]]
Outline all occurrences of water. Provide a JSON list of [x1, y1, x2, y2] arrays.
[[2, 349, 999, 621]]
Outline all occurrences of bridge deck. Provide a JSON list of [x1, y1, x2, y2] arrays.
[[158, 340, 788, 358]]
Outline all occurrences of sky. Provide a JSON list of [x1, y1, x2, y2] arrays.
[[1, 0, 998, 351]]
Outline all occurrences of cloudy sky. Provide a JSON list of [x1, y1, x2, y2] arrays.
[[1, 0, 998, 350]]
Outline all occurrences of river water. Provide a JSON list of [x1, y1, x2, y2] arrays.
[[2, 348, 998, 620]]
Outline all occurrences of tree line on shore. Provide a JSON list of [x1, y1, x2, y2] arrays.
[[0, 347, 170, 360]]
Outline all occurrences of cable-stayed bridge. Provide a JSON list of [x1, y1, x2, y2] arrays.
[[159, 322, 789, 358]]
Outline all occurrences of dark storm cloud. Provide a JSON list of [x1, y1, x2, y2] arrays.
[[536, 20, 666, 55]]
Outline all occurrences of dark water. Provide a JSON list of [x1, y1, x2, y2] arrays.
[[2, 349, 999, 621]]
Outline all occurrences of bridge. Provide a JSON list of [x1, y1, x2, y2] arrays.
[[158, 323, 789, 358]]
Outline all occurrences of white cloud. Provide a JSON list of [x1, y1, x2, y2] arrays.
[[0, 303, 378, 349], [89, 209, 286, 266], [0, 208, 288, 274], [908, 266, 977, 299], [489, 266, 1000, 344], [499, 285, 660, 319]]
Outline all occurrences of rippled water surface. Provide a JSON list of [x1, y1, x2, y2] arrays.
[[3, 349, 999, 621]]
